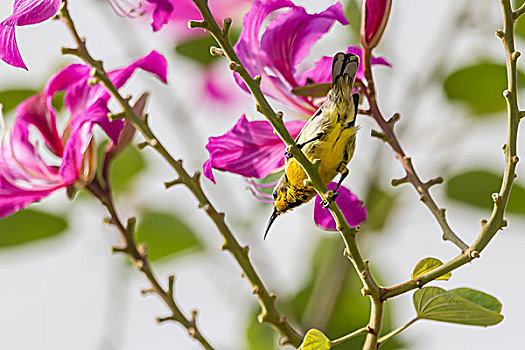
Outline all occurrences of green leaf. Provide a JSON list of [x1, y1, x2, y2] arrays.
[[363, 185, 397, 231], [446, 170, 525, 215], [413, 286, 504, 326], [175, 30, 240, 66], [110, 145, 146, 192], [344, 0, 361, 39], [135, 211, 202, 261], [443, 62, 525, 115], [0, 89, 38, 114], [300, 329, 331, 350], [411, 257, 451, 281], [292, 83, 331, 98], [0, 209, 68, 248]]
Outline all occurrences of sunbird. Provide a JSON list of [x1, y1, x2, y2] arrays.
[[265, 52, 360, 239]]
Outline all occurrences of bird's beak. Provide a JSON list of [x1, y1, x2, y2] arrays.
[[264, 208, 278, 240]]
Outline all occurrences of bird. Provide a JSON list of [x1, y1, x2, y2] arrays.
[[264, 52, 360, 239]]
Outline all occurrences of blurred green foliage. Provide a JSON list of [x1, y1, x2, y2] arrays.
[[413, 287, 503, 326], [443, 62, 525, 115], [175, 29, 240, 66], [135, 211, 203, 262], [0, 89, 38, 114], [109, 145, 146, 193], [0, 209, 67, 248], [446, 170, 525, 215]]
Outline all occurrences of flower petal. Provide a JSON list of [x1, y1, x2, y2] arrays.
[[203, 115, 305, 182], [0, 175, 58, 218], [0, 0, 61, 69], [260, 3, 348, 86], [314, 183, 367, 231], [146, 0, 174, 32]]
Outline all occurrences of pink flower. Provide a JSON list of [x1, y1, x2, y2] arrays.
[[233, 0, 390, 115], [361, 0, 392, 49], [0, 0, 61, 69], [0, 51, 168, 218], [203, 115, 305, 183], [314, 182, 367, 230], [140, 0, 251, 35]]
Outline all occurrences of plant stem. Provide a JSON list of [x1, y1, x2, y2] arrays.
[[331, 327, 368, 347], [362, 47, 468, 252], [58, 0, 302, 346], [378, 317, 418, 345], [86, 180, 214, 350], [188, 1, 385, 348], [382, 0, 521, 299]]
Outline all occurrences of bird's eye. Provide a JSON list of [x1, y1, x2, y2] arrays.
[[272, 190, 278, 199]]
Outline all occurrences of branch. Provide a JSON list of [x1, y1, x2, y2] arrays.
[[58, 0, 301, 346], [362, 48, 468, 252], [382, 0, 521, 300], [378, 317, 418, 345], [189, 0, 382, 307], [86, 180, 214, 350]]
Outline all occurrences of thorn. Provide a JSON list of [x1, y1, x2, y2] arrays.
[[470, 250, 480, 259], [492, 192, 502, 203], [500, 219, 508, 229], [387, 113, 400, 126], [88, 77, 99, 86], [512, 155, 520, 164], [188, 326, 196, 336], [361, 287, 370, 296], [502, 143, 508, 152], [275, 111, 284, 119], [148, 139, 158, 147], [512, 51, 521, 61], [371, 129, 391, 143], [165, 178, 183, 188], [311, 158, 321, 169], [141, 288, 155, 295], [279, 336, 290, 346], [495, 30, 504, 38], [137, 243, 148, 257], [439, 208, 447, 217], [228, 61, 241, 71], [481, 219, 488, 228], [503, 89, 512, 98], [222, 17, 232, 36], [157, 315, 175, 323], [168, 275, 175, 296], [190, 310, 198, 324], [102, 217, 112, 225], [268, 293, 276, 300], [209, 46, 224, 56], [242, 245, 250, 254], [343, 248, 351, 258], [126, 217, 137, 233], [425, 176, 444, 188], [252, 286, 259, 295], [188, 20, 207, 29], [254, 75, 261, 85], [111, 246, 127, 254], [256, 104, 263, 113], [361, 270, 368, 279], [89, 67, 98, 77], [416, 280, 423, 288], [137, 141, 149, 149], [192, 172, 201, 184], [135, 259, 144, 270], [391, 176, 409, 187]]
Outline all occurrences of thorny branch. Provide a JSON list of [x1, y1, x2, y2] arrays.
[[58, 0, 302, 347]]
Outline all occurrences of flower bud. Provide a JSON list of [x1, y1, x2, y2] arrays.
[[361, 0, 392, 49]]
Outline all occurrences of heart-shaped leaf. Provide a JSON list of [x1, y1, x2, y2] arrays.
[[411, 257, 451, 280], [300, 329, 331, 350], [413, 286, 503, 326]]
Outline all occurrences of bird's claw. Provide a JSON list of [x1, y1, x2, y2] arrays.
[[321, 191, 339, 208], [284, 151, 293, 159]]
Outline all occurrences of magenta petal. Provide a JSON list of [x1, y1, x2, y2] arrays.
[[145, 0, 174, 31], [314, 183, 367, 231], [363, 0, 390, 45], [260, 3, 348, 86], [0, 0, 61, 69], [0, 176, 57, 218], [0, 24, 25, 69], [203, 115, 305, 181]]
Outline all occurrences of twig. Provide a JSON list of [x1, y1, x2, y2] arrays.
[[86, 180, 214, 350], [58, 0, 301, 346], [377, 317, 418, 345], [362, 52, 468, 251], [381, 0, 521, 300]]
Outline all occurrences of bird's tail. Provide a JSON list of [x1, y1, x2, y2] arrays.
[[331, 52, 359, 87], [330, 53, 359, 116]]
